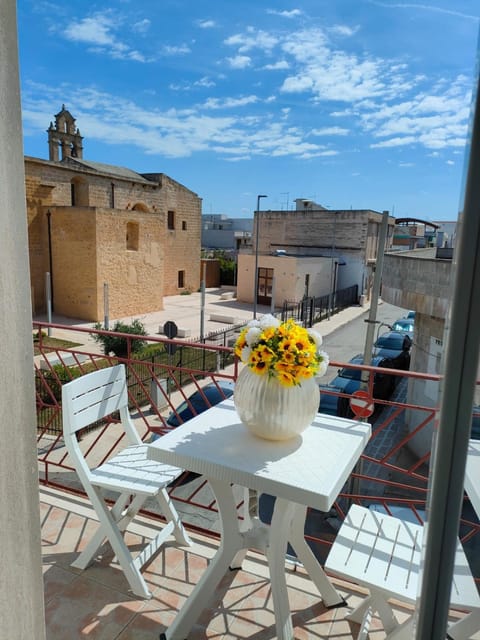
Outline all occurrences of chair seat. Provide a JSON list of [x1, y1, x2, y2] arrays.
[[91, 444, 184, 495], [326, 505, 480, 610]]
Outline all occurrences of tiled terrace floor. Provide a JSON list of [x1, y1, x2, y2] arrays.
[[41, 485, 468, 640]]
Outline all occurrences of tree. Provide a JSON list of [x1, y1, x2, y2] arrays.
[[91, 319, 148, 357], [214, 250, 236, 285]]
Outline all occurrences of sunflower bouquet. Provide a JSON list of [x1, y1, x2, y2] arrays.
[[234, 314, 329, 387]]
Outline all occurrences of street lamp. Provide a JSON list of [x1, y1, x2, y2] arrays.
[[253, 194, 267, 318]]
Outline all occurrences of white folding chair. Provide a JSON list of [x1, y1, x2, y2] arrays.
[[62, 364, 191, 598], [325, 504, 480, 639]]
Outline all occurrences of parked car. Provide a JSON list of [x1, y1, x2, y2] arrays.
[[150, 380, 235, 484], [391, 317, 414, 336], [162, 380, 235, 428], [318, 353, 405, 418], [406, 310, 416, 319], [373, 330, 412, 361]]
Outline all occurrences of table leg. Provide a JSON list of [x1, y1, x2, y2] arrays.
[[160, 478, 245, 640], [266, 497, 298, 640], [289, 504, 345, 608]]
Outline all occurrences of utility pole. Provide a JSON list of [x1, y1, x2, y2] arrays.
[[362, 210, 390, 382], [253, 194, 267, 318]]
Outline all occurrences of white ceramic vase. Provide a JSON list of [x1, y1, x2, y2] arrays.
[[233, 366, 320, 441]]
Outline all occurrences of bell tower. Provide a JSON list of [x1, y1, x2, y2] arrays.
[[47, 105, 83, 161]]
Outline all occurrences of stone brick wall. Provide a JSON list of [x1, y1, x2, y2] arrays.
[[255, 209, 389, 256], [381, 249, 453, 458], [25, 157, 164, 211], [25, 157, 201, 320], [48, 207, 166, 320], [25, 173, 54, 309], [381, 250, 451, 320], [161, 175, 201, 296], [49, 207, 98, 319]]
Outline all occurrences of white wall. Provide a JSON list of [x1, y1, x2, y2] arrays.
[[237, 254, 331, 304]]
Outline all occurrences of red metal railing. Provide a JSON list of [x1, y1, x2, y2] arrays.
[[34, 321, 480, 581]]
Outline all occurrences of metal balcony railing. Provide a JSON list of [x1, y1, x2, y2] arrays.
[[33, 320, 480, 585]]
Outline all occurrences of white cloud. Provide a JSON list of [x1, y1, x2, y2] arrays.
[[194, 76, 216, 88], [282, 52, 391, 101], [359, 80, 471, 150], [61, 11, 149, 62], [281, 75, 314, 92], [25, 12, 475, 164], [370, 136, 417, 148], [263, 60, 290, 70], [267, 9, 302, 19], [196, 19, 216, 28], [226, 55, 251, 69], [329, 24, 360, 37], [224, 28, 278, 53], [22, 83, 337, 161], [161, 43, 191, 56], [311, 126, 350, 136], [203, 95, 259, 109], [132, 19, 150, 34], [64, 13, 116, 46]]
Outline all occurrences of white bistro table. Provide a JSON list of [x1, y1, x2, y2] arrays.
[[148, 398, 371, 640]]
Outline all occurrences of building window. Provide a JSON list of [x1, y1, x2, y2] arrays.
[[126, 221, 139, 251], [182, 220, 187, 230], [168, 210, 175, 230], [70, 177, 89, 206], [257, 267, 274, 303], [178, 270, 185, 288], [110, 183, 115, 208]]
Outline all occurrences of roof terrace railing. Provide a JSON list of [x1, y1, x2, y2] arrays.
[[33, 321, 480, 585]]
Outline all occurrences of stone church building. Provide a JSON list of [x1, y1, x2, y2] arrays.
[[26, 106, 202, 321]]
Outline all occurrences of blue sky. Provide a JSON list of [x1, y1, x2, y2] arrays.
[[17, 1, 480, 220]]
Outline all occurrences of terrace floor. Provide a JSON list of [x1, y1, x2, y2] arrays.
[[41, 485, 474, 640]]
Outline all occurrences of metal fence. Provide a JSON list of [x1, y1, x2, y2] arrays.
[[281, 284, 359, 326]]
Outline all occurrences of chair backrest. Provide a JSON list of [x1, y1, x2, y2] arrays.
[[62, 365, 142, 477]]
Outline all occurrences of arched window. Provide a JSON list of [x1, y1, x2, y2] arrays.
[[126, 221, 139, 251], [132, 202, 149, 212]]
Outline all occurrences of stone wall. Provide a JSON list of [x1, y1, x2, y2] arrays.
[[49, 207, 165, 320], [25, 157, 201, 319], [255, 209, 389, 256], [161, 175, 201, 296], [381, 249, 453, 458], [382, 249, 452, 320]]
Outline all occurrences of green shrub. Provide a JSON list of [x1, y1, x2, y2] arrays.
[[91, 319, 148, 357], [39, 364, 83, 403]]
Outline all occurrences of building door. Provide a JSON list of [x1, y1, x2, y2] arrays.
[[257, 267, 273, 305]]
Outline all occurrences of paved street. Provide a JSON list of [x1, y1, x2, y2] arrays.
[[34, 287, 410, 362]]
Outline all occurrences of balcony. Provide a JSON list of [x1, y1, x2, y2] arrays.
[[35, 323, 479, 638]]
